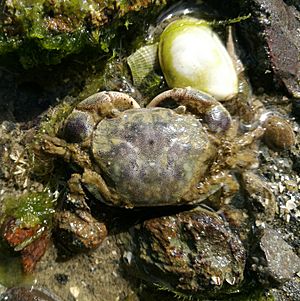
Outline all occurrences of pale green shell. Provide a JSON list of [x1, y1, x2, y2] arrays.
[[159, 18, 238, 100]]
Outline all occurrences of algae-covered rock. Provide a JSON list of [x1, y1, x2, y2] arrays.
[[121, 207, 246, 299], [0, 191, 56, 272], [0, 0, 170, 68], [1, 191, 55, 229]]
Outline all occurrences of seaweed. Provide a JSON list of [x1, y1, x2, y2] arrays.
[[0, 0, 171, 68]]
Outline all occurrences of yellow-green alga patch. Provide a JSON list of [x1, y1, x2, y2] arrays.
[[0, 0, 170, 68]]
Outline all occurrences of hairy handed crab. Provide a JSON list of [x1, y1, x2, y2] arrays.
[[40, 87, 290, 297], [37, 11, 296, 298], [41, 87, 265, 210]]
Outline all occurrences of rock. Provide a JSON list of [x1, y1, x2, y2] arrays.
[[0, 191, 55, 272], [121, 207, 246, 299], [0, 0, 171, 68], [237, 0, 300, 97], [241, 171, 277, 222], [1, 217, 51, 273], [53, 210, 107, 255], [21, 232, 50, 273], [251, 228, 300, 286], [0, 287, 62, 301], [270, 279, 300, 301]]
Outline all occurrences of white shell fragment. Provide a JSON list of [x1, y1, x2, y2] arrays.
[[159, 18, 238, 100]]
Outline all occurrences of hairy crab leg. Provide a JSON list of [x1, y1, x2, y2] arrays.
[[66, 173, 90, 211], [41, 135, 92, 168], [183, 171, 240, 207], [234, 126, 265, 148], [41, 137, 124, 208], [81, 169, 129, 208], [147, 87, 232, 133]]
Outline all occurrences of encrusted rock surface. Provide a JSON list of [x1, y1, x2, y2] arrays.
[[121, 207, 246, 299], [237, 0, 300, 97], [0, 0, 171, 67], [251, 228, 300, 286]]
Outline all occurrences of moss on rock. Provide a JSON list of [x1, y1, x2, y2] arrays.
[[2, 191, 55, 228], [0, 0, 170, 68]]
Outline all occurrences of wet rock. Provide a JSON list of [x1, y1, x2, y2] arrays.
[[53, 210, 107, 255], [0, 286, 62, 301], [251, 228, 300, 286], [270, 279, 300, 301], [21, 232, 50, 273], [237, 0, 300, 97], [241, 171, 277, 222], [220, 205, 251, 243], [0, 191, 55, 272], [0, 217, 50, 273], [121, 207, 246, 299]]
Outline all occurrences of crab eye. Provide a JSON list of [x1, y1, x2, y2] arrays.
[[63, 110, 95, 143]]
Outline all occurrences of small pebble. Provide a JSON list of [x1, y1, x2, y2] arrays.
[[263, 115, 295, 150], [70, 286, 80, 299], [54, 273, 69, 285]]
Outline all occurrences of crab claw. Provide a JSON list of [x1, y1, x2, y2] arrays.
[[147, 87, 231, 132], [62, 91, 141, 143]]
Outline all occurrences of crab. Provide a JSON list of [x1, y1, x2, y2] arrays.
[[41, 87, 267, 211]]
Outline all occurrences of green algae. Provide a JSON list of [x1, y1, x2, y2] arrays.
[[38, 101, 74, 137], [0, 252, 31, 287], [0, 0, 170, 68], [0, 192, 54, 286], [2, 191, 56, 229]]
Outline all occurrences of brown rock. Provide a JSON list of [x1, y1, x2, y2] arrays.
[[21, 232, 50, 273], [238, 0, 300, 97]]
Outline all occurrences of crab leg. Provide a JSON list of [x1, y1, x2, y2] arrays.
[[234, 126, 265, 148], [41, 135, 93, 169], [81, 169, 131, 208], [183, 171, 240, 207], [66, 173, 91, 211], [147, 87, 232, 132]]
